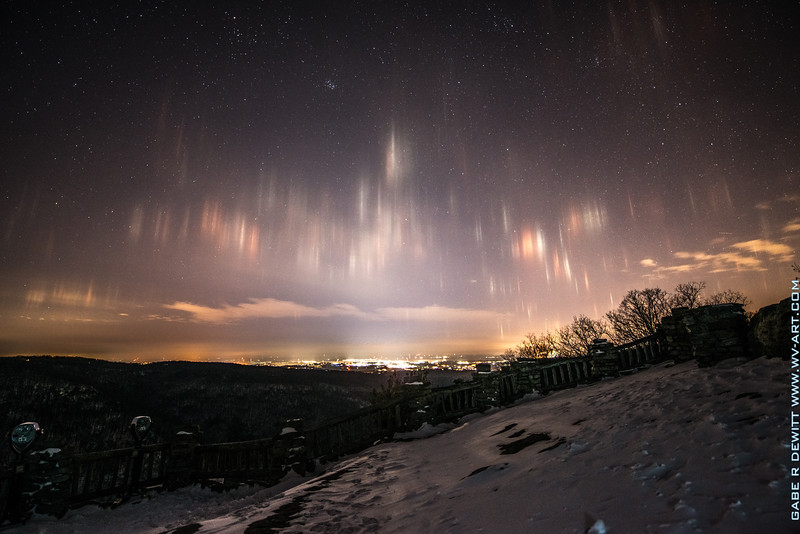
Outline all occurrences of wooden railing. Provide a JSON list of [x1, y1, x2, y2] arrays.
[[510, 355, 596, 394], [616, 334, 665, 372], [305, 399, 405, 461], [194, 438, 282, 482], [538, 356, 595, 391], [428, 382, 480, 418], [510, 333, 668, 394], [70, 443, 170, 504]]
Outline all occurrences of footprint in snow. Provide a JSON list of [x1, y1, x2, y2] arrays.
[[498, 432, 551, 455]]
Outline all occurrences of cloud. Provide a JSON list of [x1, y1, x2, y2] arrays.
[[640, 237, 794, 277], [732, 239, 793, 260], [755, 194, 800, 211], [782, 219, 800, 233], [673, 250, 765, 273], [166, 298, 372, 324], [165, 299, 509, 326]]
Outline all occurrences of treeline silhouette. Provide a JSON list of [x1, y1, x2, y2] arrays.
[[505, 281, 750, 360]]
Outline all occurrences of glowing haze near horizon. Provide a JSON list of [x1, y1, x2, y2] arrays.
[[1, 2, 798, 362]]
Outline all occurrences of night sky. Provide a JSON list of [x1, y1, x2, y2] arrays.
[[2, 1, 798, 362]]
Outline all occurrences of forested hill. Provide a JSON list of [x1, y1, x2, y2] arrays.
[[0, 356, 391, 466]]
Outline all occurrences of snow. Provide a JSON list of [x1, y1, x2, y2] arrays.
[[31, 448, 62, 458], [17, 357, 792, 533], [393, 422, 456, 441]]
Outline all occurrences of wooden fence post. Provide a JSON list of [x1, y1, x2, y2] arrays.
[[4, 461, 29, 523], [167, 426, 201, 490]]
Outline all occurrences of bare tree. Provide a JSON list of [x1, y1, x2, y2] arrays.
[[705, 289, 751, 308], [515, 331, 556, 359], [555, 315, 609, 357], [670, 281, 751, 309], [671, 281, 706, 309], [507, 281, 751, 358], [606, 287, 671, 343]]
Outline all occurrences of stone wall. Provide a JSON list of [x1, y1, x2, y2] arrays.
[[8, 448, 71, 521], [509, 360, 545, 393], [660, 303, 751, 367], [748, 297, 791, 359], [659, 309, 695, 363], [589, 340, 620, 377]]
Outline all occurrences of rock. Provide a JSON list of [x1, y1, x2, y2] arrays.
[[749, 298, 792, 359]]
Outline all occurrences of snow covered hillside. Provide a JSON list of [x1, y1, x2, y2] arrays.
[[23, 357, 792, 533]]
